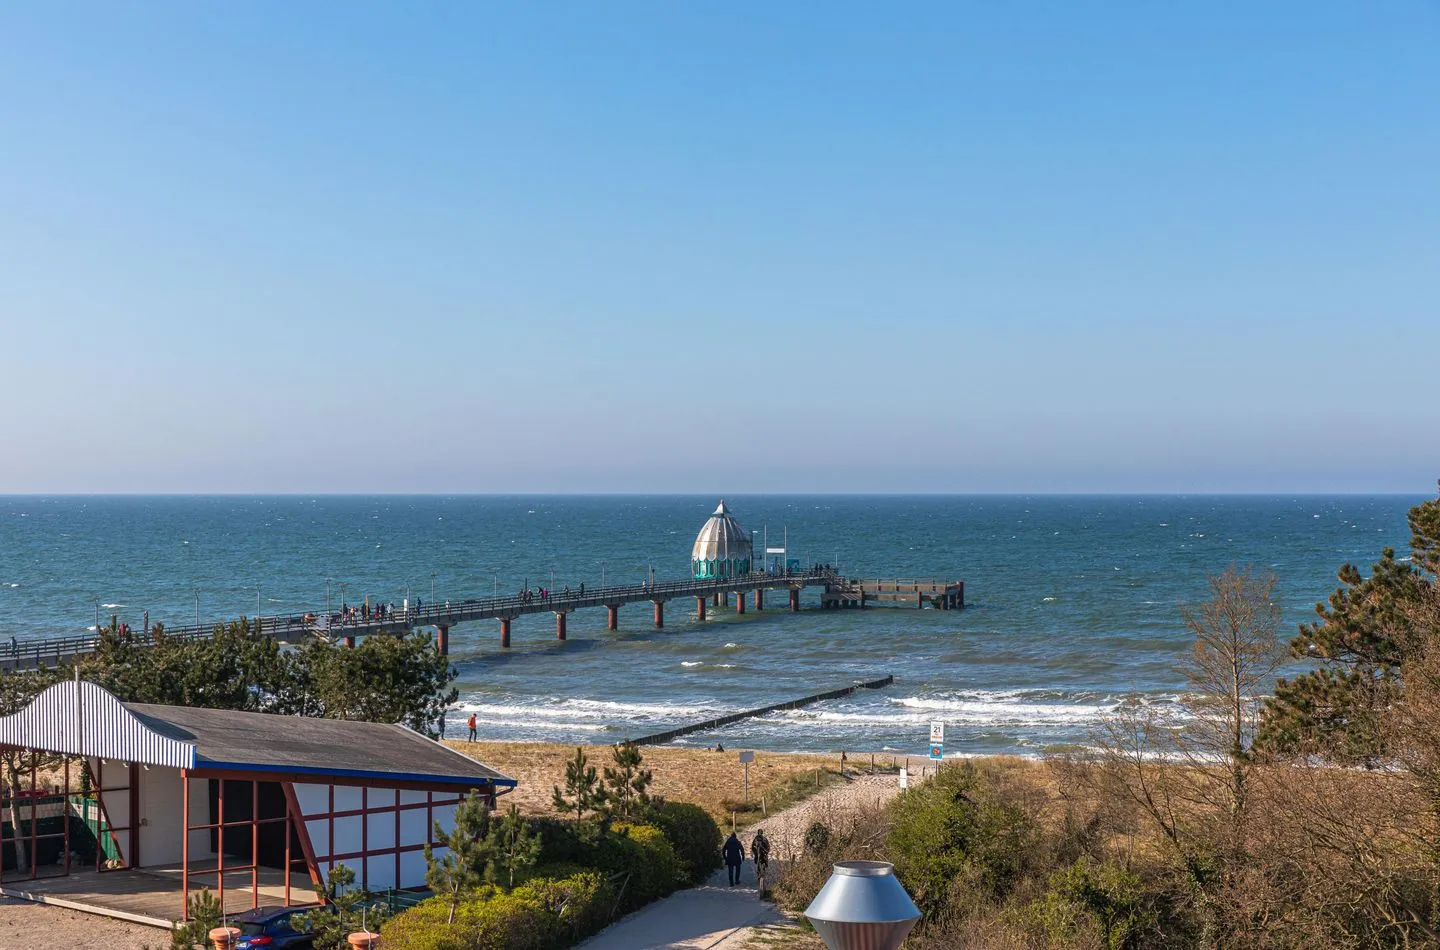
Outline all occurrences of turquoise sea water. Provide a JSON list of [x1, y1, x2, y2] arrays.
[[0, 495, 1422, 757]]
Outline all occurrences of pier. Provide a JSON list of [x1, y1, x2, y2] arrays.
[[1, 571, 964, 671]]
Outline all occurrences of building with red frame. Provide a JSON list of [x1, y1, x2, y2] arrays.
[[0, 680, 514, 924]]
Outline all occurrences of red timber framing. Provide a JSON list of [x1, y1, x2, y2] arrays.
[[178, 768, 496, 920], [0, 749, 131, 884]]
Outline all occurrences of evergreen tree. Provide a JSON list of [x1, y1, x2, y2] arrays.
[[424, 791, 496, 923], [488, 802, 542, 888], [602, 741, 654, 822], [552, 747, 607, 821], [1257, 489, 1440, 764], [295, 864, 391, 950]]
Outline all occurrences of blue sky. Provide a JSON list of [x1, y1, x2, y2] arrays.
[[1, 2, 1436, 493]]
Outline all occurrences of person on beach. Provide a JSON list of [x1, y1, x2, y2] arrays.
[[751, 829, 771, 891], [437, 713, 446, 739], [723, 832, 745, 886], [467, 712, 478, 742]]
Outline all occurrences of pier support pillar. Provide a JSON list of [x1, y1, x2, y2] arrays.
[[712, 592, 721, 607], [606, 605, 619, 631], [653, 601, 664, 629], [754, 589, 764, 611], [555, 612, 567, 641], [436, 625, 450, 655], [696, 597, 706, 621], [735, 592, 746, 615], [499, 618, 511, 649], [790, 588, 801, 612], [342, 636, 355, 649]]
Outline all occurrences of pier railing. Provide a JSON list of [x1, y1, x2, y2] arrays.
[[3, 568, 842, 665]]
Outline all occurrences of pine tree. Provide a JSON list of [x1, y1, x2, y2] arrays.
[[602, 741, 654, 822], [552, 747, 606, 820], [424, 792, 496, 923], [488, 803, 542, 888], [1257, 490, 1440, 764]]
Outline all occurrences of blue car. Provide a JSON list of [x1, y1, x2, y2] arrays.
[[233, 905, 316, 949]]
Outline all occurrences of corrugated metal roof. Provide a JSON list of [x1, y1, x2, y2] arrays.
[[0, 681, 196, 769]]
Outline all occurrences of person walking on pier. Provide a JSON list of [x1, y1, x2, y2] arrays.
[[722, 832, 745, 887], [467, 712, 478, 742]]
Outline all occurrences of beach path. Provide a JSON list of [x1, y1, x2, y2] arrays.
[[577, 773, 900, 950]]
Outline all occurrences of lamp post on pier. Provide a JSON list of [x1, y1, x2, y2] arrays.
[[326, 578, 332, 616], [194, 589, 200, 628], [430, 573, 437, 602]]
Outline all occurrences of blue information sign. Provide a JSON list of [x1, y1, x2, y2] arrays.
[[928, 743, 944, 761]]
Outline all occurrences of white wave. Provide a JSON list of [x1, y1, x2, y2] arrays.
[[5, 583, 18, 588], [888, 694, 1118, 725], [680, 661, 703, 667], [1042, 596, 1056, 602], [721, 643, 741, 650], [472, 718, 609, 733], [716, 664, 737, 669], [101, 603, 127, 609], [460, 697, 721, 722]]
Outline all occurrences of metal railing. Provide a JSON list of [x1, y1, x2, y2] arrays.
[[3, 568, 844, 662]]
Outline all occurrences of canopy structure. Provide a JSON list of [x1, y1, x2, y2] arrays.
[[692, 500, 753, 579], [0, 680, 514, 925]]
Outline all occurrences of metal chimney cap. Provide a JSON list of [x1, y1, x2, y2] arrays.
[[805, 860, 922, 950], [831, 861, 898, 878]]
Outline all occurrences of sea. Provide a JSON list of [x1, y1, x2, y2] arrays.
[[0, 495, 1422, 758]]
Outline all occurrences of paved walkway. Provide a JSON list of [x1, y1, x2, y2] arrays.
[[578, 774, 902, 950]]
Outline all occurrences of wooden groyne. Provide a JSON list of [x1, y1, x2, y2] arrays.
[[629, 675, 896, 746]]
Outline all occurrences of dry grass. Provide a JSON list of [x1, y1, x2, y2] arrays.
[[444, 741, 898, 828]]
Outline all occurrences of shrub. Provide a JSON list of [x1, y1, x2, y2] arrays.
[[380, 872, 614, 950], [652, 800, 722, 885], [804, 821, 832, 854], [887, 763, 1037, 914], [1023, 859, 1159, 950], [608, 823, 684, 911]]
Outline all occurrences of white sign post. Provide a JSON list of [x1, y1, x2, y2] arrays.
[[928, 720, 945, 764], [739, 750, 755, 801], [899, 767, 909, 790]]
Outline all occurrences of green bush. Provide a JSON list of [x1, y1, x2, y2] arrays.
[[1026, 859, 1160, 950], [607, 823, 684, 911], [379, 872, 614, 950], [887, 763, 1036, 914], [652, 801, 722, 885]]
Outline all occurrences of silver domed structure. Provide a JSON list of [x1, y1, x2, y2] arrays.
[[692, 501, 753, 579]]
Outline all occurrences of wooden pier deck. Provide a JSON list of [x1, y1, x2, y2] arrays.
[[3, 571, 964, 670]]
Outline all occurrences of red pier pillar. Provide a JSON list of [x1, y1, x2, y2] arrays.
[[754, 589, 764, 611], [436, 625, 450, 655], [789, 588, 801, 612], [653, 600, 664, 629], [696, 597, 707, 621], [712, 592, 721, 607], [499, 617, 512, 649], [736, 591, 746, 615], [606, 605, 619, 631], [342, 636, 355, 649], [555, 612, 567, 641]]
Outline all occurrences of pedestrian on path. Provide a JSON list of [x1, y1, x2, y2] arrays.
[[751, 829, 771, 892], [437, 713, 446, 739], [467, 712, 478, 742], [722, 832, 745, 887]]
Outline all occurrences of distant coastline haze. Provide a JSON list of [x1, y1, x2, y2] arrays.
[[1, 3, 1436, 493]]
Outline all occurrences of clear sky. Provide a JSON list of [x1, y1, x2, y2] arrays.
[[1, 2, 1436, 493]]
